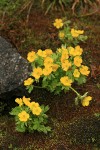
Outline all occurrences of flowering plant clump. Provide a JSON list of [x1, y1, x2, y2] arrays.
[[10, 96, 51, 133], [56, 19, 87, 47], [24, 18, 92, 107]]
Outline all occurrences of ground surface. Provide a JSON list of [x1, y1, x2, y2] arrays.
[[0, 3, 100, 150]]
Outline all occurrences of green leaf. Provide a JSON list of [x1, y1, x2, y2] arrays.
[[42, 80, 49, 88], [44, 105, 49, 113], [79, 35, 88, 42], [33, 124, 38, 130], [41, 105, 49, 113], [38, 125, 48, 134], [49, 79, 59, 89], [39, 125, 51, 134], [64, 86, 70, 92], [36, 57, 44, 66], [43, 76, 47, 82], [20, 122, 25, 128], [41, 114, 48, 118], [33, 118, 39, 124], [50, 74, 55, 78], [28, 85, 34, 93], [38, 117, 44, 123], [45, 126, 51, 132], [66, 71, 73, 79], [51, 53, 58, 60], [77, 75, 86, 85], [10, 106, 22, 116], [16, 123, 26, 132]]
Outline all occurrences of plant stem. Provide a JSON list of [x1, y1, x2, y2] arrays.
[[70, 86, 81, 97]]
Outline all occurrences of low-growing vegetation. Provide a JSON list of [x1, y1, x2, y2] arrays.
[[0, 0, 100, 149]]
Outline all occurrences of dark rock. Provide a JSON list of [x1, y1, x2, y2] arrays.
[[0, 36, 30, 96]]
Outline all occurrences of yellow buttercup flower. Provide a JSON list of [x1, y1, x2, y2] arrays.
[[68, 46, 83, 56], [62, 48, 69, 57], [32, 106, 42, 116], [60, 76, 73, 86], [61, 47, 68, 53], [32, 67, 43, 79], [22, 96, 31, 107], [18, 111, 29, 122], [81, 96, 92, 106], [74, 56, 82, 67], [73, 69, 80, 78], [71, 29, 79, 37], [44, 57, 53, 67], [53, 19, 63, 29], [52, 64, 59, 72], [37, 49, 46, 57], [61, 54, 68, 63], [15, 98, 23, 106], [77, 30, 84, 34], [75, 45, 83, 56], [71, 28, 84, 38], [29, 102, 39, 110], [80, 65, 90, 76], [62, 60, 71, 71], [24, 78, 34, 86], [59, 31, 65, 39], [27, 51, 36, 62], [61, 55, 67, 63], [61, 48, 69, 63], [43, 67, 52, 76], [62, 52, 69, 59], [68, 47, 76, 56], [45, 49, 53, 56]]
